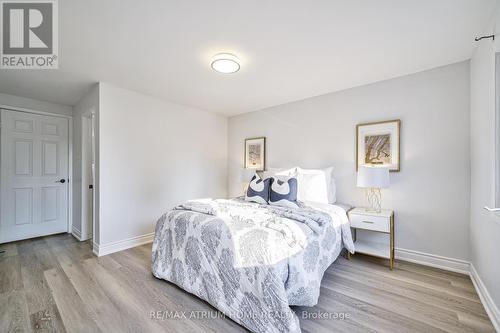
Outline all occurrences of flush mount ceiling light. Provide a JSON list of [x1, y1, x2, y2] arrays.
[[211, 53, 240, 74]]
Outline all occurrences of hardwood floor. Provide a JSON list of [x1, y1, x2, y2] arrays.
[[0, 233, 495, 333]]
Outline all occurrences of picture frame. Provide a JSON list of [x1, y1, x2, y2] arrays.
[[356, 120, 401, 172], [244, 137, 266, 171]]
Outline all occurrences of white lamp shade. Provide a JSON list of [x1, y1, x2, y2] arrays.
[[240, 168, 256, 182], [357, 165, 390, 188]]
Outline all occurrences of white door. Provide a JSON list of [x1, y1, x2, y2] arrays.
[[1, 109, 69, 243]]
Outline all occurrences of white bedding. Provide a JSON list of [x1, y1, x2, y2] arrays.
[[152, 198, 354, 333]]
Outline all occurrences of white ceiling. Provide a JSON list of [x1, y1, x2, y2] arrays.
[[0, 0, 496, 116]]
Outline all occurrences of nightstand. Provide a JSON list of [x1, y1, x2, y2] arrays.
[[347, 207, 395, 270]]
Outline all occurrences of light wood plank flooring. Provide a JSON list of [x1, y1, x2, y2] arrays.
[[0, 233, 495, 332]]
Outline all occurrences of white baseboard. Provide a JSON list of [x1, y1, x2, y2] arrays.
[[93, 232, 154, 257], [92, 241, 99, 256], [71, 227, 83, 241], [395, 247, 470, 275], [71, 227, 92, 242], [470, 264, 500, 332]]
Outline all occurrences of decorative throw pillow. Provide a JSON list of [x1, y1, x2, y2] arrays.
[[245, 173, 271, 205], [269, 175, 299, 208]]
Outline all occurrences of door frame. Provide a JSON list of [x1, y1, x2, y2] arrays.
[[0, 104, 73, 238], [80, 108, 95, 242]]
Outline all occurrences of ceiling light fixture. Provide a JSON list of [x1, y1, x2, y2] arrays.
[[211, 53, 240, 74]]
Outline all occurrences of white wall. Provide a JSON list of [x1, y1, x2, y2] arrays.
[[72, 85, 99, 242], [0, 92, 72, 116], [470, 4, 500, 327], [98, 83, 227, 246], [228, 61, 471, 262]]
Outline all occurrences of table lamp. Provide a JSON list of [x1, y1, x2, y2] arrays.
[[240, 168, 256, 195], [357, 165, 390, 213]]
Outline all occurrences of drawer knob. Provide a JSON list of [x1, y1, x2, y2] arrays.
[[362, 220, 374, 224]]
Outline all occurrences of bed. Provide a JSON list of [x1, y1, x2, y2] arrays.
[[151, 197, 354, 333]]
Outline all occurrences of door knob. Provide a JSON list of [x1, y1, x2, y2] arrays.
[[484, 206, 500, 212], [55, 179, 66, 183]]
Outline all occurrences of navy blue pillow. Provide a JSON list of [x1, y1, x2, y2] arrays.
[[245, 173, 270, 204], [269, 176, 299, 208]]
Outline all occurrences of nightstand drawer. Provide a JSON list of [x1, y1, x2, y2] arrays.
[[349, 214, 390, 233]]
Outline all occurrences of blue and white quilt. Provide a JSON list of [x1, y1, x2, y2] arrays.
[[152, 198, 354, 333]]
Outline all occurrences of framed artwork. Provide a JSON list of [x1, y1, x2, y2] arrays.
[[356, 120, 400, 172], [244, 137, 266, 171]]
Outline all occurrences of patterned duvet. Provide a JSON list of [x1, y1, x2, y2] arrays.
[[152, 198, 354, 333]]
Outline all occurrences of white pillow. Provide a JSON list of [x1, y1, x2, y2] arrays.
[[323, 166, 336, 204], [262, 167, 297, 179], [296, 167, 336, 204]]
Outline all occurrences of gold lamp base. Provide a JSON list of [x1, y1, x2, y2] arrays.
[[365, 188, 382, 213]]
